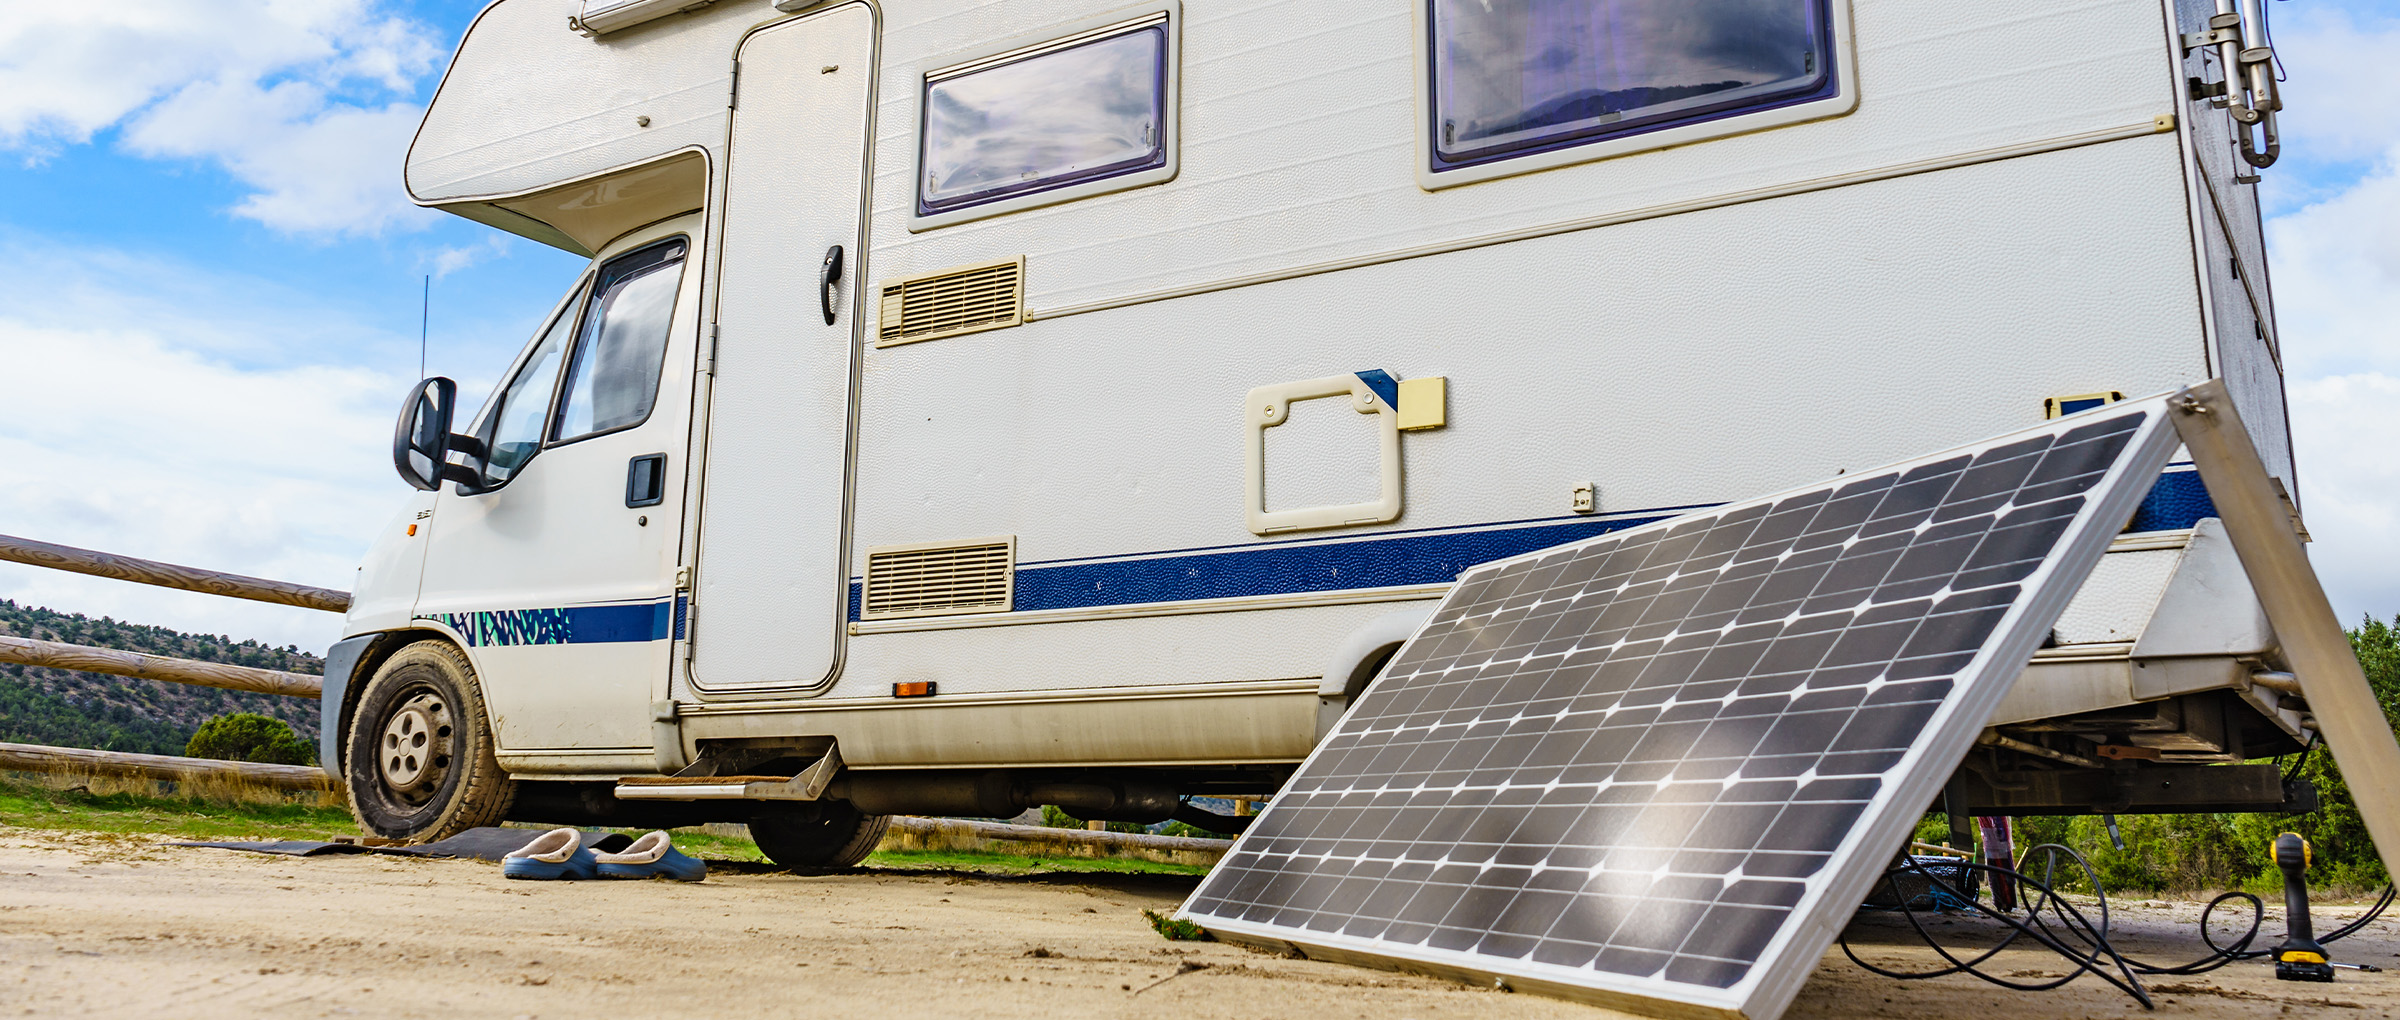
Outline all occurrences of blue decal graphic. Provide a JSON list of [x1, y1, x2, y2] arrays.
[[1353, 369, 1400, 411], [420, 601, 675, 648], [429, 609, 572, 648]]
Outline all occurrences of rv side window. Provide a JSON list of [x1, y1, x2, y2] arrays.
[[1424, 0, 1842, 182], [912, 7, 1176, 228], [554, 238, 687, 443]]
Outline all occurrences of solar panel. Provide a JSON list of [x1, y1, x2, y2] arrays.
[[1179, 397, 2180, 1019]]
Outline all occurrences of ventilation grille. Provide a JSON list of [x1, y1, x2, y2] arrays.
[[861, 537, 1015, 620], [878, 257, 1024, 347]]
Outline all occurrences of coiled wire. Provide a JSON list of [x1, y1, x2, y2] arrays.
[[1841, 842, 2394, 1008]]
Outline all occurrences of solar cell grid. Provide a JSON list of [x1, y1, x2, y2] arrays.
[[1181, 402, 2179, 1017]]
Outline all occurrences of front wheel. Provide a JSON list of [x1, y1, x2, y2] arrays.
[[343, 640, 515, 841], [750, 800, 888, 870]]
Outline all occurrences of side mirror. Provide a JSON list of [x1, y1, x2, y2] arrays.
[[391, 378, 485, 492]]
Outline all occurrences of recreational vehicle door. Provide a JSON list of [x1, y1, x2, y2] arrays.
[[412, 223, 698, 757], [687, 3, 875, 693]]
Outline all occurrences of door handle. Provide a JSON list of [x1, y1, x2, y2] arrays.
[[819, 244, 844, 325], [626, 453, 666, 508]]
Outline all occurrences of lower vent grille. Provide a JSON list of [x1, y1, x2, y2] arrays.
[[877, 257, 1025, 346], [861, 537, 1015, 620]]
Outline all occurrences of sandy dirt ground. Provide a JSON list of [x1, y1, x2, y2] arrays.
[[2, 829, 2395, 1020]]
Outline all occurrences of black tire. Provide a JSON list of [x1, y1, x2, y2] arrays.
[[343, 640, 514, 842], [749, 800, 889, 870]]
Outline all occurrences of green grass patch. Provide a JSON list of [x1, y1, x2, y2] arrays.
[[0, 775, 356, 842], [584, 837, 1206, 876], [1143, 908, 1212, 940], [862, 848, 1210, 876], [653, 827, 769, 863], [0, 778, 1209, 876]]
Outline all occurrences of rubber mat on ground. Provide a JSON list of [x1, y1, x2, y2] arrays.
[[171, 827, 632, 861]]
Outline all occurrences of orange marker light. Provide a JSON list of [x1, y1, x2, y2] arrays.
[[893, 681, 936, 698], [406, 524, 418, 536]]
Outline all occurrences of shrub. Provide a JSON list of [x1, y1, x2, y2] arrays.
[[185, 713, 315, 766], [1039, 803, 1147, 833], [1142, 909, 1212, 941]]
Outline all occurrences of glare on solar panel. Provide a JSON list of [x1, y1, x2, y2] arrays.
[[1178, 396, 2181, 1019]]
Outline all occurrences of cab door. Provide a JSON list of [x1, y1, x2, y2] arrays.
[[686, 3, 875, 693], [414, 226, 698, 757]]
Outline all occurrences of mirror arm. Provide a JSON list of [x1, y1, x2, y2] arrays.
[[438, 462, 486, 490]]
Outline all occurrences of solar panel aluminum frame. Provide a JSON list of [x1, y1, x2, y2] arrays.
[[1179, 394, 2182, 1020], [2170, 380, 2400, 883]]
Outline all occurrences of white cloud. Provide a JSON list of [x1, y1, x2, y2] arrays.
[[2289, 374, 2400, 626], [0, 238, 416, 650], [2264, 6, 2400, 170], [2265, 23, 2400, 624], [2267, 148, 2400, 380], [0, 1, 440, 236], [427, 235, 516, 281]]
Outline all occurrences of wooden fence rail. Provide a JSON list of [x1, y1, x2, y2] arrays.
[[0, 741, 331, 791], [0, 634, 323, 698], [0, 533, 351, 614]]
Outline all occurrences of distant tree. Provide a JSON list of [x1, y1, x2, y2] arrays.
[[1955, 613, 2400, 893], [185, 713, 316, 765]]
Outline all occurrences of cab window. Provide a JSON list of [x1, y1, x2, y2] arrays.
[[555, 238, 687, 442], [464, 237, 687, 492], [481, 287, 580, 486]]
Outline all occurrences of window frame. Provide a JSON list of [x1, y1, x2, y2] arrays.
[[1412, 0, 1857, 191], [454, 234, 690, 495], [458, 276, 588, 494], [906, 1, 1181, 232], [547, 235, 691, 447]]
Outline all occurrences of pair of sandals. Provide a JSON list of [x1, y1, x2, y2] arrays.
[[502, 828, 708, 882]]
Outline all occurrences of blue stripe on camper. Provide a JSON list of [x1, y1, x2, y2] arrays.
[[1012, 513, 1668, 611], [845, 469, 2225, 622], [2128, 466, 2215, 534], [420, 475, 2222, 636], [422, 600, 674, 648]]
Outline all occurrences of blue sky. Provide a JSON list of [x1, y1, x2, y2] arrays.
[[0, 0, 2396, 652]]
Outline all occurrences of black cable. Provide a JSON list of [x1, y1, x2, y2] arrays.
[[1843, 842, 2396, 1007], [2019, 843, 2265, 977], [2319, 883, 2398, 945], [2284, 732, 2319, 783], [1842, 849, 2154, 1006]]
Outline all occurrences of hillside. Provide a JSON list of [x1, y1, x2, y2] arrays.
[[0, 600, 321, 755]]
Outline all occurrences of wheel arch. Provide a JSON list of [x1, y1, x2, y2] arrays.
[[319, 627, 472, 777], [1313, 606, 1434, 740]]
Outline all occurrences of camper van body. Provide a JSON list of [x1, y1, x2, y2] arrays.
[[326, 0, 2314, 843]]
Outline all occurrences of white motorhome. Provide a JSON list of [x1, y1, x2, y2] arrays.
[[329, 0, 2317, 866]]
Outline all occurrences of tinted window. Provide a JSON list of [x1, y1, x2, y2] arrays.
[[481, 289, 580, 486], [919, 20, 1167, 215], [555, 239, 686, 441], [1427, 0, 1834, 172]]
